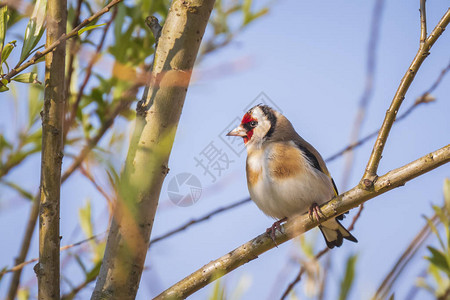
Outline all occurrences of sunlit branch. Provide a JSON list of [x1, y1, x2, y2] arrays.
[[362, 6, 450, 185], [155, 144, 450, 299]]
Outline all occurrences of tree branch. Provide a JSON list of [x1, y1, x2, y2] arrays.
[[6, 75, 139, 300], [154, 144, 450, 299], [362, 7, 450, 185], [64, 8, 117, 140], [35, 0, 67, 298], [374, 213, 438, 299], [341, 0, 385, 189], [420, 0, 427, 46], [149, 198, 251, 247], [91, 0, 216, 299], [3, 0, 125, 82]]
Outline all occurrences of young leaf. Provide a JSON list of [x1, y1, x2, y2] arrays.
[[20, 0, 47, 63], [339, 254, 358, 300], [424, 215, 445, 251], [444, 178, 450, 216], [0, 6, 9, 53], [28, 70, 43, 127], [79, 200, 94, 239], [209, 279, 225, 300], [78, 23, 106, 36], [85, 260, 102, 282], [1, 40, 16, 63], [426, 246, 450, 276], [0, 78, 8, 92], [11, 72, 39, 83]]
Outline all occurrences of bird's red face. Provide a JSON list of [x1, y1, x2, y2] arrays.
[[227, 112, 258, 144]]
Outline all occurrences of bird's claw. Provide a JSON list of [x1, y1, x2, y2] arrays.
[[266, 217, 287, 247], [308, 202, 325, 222]]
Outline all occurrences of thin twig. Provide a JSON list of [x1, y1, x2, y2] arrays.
[[79, 165, 113, 205], [154, 144, 450, 300], [280, 204, 364, 299], [6, 84, 139, 300], [64, 0, 83, 104], [341, 0, 385, 190], [3, 0, 125, 82], [62, 83, 139, 181], [280, 248, 329, 299], [149, 198, 251, 247], [373, 214, 438, 299], [1, 233, 103, 276], [420, 0, 427, 46], [64, 7, 117, 139], [362, 7, 450, 185]]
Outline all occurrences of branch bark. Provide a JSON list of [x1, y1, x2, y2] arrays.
[[91, 0, 216, 299], [155, 144, 450, 299], [35, 0, 67, 298], [362, 6, 450, 185]]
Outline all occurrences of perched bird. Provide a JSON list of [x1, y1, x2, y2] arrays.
[[227, 105, 357, 248]]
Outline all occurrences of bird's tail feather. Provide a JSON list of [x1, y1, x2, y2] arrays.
[[319, 218, 357, 249]]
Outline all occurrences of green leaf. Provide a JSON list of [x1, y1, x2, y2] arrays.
[[85, 260, 102, 282], [78, 23, 106, 36], [0, 6, 9, 53], [0, 134, 12, 152], [1, 40, 16, 63], [339, 254, 358, 300], [17, 288, 30, 300], [28, 69, 43, 127], [0, 180, 34, 200], [11, 72, 39, 83], [426, 246, 450, 276], [20, 0, 47, 63], [444, 178, 450, 216], [424, 215, 445, 251], [209, 279, 225, 300], [0, 78, 8, 92], [79, 200, 93, 239]]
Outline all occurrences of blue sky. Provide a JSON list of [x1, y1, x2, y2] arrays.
[[1, 0, 449, 299]]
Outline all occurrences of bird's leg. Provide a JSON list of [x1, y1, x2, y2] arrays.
[[308, 202, 326, 222], [266, 217, 287, 247]]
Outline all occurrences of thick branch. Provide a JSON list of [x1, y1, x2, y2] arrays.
[[91, 0, 216, 299], [155, 144, 450, 299], [36, 0, 67, 298], [362, 7, 450, 184]]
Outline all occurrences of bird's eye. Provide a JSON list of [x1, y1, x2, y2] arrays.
[[250, 121, 258, 127]]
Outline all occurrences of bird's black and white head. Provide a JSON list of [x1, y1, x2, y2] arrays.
[[227, 105, 279, 149]]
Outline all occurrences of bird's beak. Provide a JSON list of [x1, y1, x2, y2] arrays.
[[226, 125, 247, 137]]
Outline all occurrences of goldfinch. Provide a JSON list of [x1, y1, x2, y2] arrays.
[[227, 105, 357, 248]]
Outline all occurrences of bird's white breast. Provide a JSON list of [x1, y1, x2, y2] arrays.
[[246, 142, 335, 220]]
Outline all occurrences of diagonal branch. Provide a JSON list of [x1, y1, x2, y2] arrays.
[[149, 198, 251, 247], [373, 213, 438, 299], [3, 0, 125, 82], [154, 144, 450, 299], [362, 7, 450, 185]]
